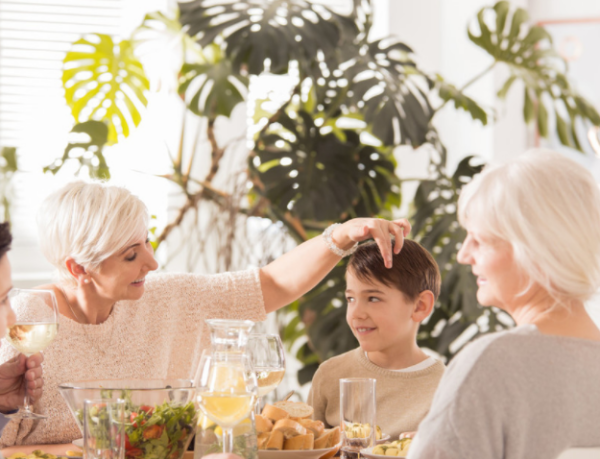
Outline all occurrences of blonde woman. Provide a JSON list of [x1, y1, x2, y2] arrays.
[[0, 181, 410, 446], [408, 150, 600, 459]]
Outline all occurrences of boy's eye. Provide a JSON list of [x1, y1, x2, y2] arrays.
[[346, 297, 355, 303], [368, 296, 381, 303]]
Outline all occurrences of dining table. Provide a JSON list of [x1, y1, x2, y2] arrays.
[[1, 444, 195, 459]]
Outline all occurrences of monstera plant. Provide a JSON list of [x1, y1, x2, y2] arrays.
[[50, 0, 600, 383]]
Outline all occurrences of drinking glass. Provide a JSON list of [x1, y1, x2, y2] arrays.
[[196, 352, 258, 454], [5, 288, 59, 419], [340, 378, 376, 459], [83, 398, 125, 459], [246, 333, 285, 412]]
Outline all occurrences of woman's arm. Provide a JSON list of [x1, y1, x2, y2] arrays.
[[260, 218, 410, 313]]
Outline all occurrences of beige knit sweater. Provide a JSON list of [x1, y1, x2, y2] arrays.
[[309, 347, 445, 440], [0, 270, 266, 447]]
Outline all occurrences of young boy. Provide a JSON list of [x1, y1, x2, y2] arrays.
[[309, 239, 445, 440]]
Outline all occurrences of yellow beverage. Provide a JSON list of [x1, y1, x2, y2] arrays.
[[6, 323, 58, 356], [199, 392, 254, 428], [256, 368, 285, 397]]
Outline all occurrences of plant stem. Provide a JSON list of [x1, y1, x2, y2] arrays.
[[433, 61, 496, 114]]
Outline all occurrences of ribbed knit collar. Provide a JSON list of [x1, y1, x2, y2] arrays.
[[354, 347, 445, 379]]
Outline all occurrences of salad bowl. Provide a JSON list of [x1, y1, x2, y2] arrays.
[[59, 379, 198, 459]]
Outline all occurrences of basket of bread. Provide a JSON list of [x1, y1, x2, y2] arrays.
[[257, 401, 341, 459], [360, 438, 413, 458]]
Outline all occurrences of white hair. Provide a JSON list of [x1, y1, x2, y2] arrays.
[[38, 181, 149, 286], [458, 149, 600, 305]]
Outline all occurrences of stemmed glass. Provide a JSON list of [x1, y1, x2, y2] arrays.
[[4, 288, 59, 419], [196, 352, 258, 454], [246, 333, 285, 412]]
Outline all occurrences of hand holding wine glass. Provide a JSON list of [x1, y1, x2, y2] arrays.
[[4, 288, 58, 419]]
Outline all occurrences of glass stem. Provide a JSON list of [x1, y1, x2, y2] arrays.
[[23, 392, 31, 413], [222, 427, 234, 454], [255, 396, 263, 415]]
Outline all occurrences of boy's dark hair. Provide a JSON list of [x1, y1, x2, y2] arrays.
[[347, 239, 441, 301], [0, 222, 12, 260]]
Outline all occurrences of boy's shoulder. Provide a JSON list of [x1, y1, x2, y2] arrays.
[[317, 347, 362, 374]]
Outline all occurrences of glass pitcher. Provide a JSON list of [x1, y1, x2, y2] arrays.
[[194, 319, 258, 459]]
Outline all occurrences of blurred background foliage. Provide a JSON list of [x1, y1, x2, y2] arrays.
[[46, 0, 599, 383]]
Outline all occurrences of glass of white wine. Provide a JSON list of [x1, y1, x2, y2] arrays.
[[196, 352, 257, 454], [5, 288, 58, 419], [246, 333, 285, 412]]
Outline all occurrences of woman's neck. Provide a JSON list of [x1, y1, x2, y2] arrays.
[[366, 342, 428, 370], [510, 296, 600, 341], [58, 284, 115, 325]]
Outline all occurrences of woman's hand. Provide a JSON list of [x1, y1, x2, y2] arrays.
[[333, 218, 411, 268], [0, 353, 44, 412]]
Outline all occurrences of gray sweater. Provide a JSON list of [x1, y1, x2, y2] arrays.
[[408, 324, 600, 459]]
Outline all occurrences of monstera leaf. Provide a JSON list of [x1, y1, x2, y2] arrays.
[[317, 38, 433, 147], [432, 74, 488, 125], [179, 45, 249, 118], [250, 110, 398, 223], [178, 0, 356, 77], [469, 1, 600, 151], [44, 121, 110, 180], [411, 155, 513, 359], [62, 34, 150, 142], [0, 146, 18, 223]]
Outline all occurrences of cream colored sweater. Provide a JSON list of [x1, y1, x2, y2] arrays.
[[0, 270, 266, 447], [309, 347, 445, 439]]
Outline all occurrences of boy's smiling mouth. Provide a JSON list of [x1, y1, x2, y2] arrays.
[[355, 326, 376, 335]]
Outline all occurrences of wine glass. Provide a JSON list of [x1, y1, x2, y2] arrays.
[[4, 288, 58, 419], [196, 352, 258, 454], [246, 333, 285, 412]]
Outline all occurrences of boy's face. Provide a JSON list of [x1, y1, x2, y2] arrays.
[[345, 269, 419, 353]]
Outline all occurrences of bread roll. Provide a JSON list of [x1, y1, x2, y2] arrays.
[[283, 433, 314, 450], [274, 400, 314, 419], [257, 432, 271, 450], [262, 404, 290, 422], [314, 426, 341, 449], [273, 419, 308, 439], [255, 414, 273, 434], [266, 429, 284, 450], [298, 419, 325, 438]]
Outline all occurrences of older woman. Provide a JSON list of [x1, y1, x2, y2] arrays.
[[0, 181, 409, 446], [407, 150, 600, 459]]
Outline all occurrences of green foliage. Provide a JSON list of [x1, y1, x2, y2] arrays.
[[179, 45, 249, 118], [469, 1, 600, 151], [44, 121, 110, 180], [0, 147, 18, 223], [62, 34, 150, 142], [432, 74, 488, 125], [178, 0, 356, 78], [250, 110, 398, 223]]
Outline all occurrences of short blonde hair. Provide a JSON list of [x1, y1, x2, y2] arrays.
[[458, 149, 600, 305], [38, 181, 149, 285]]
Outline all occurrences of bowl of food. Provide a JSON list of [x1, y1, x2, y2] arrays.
[[361, 438, 413, 458], [255, 401, 341, 459], [58, 379, 198, 459]]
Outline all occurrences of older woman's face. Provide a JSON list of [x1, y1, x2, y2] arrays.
[[457, 222, 527, 310], [92, 235, 159, 302], [0, 255, 16, 337]]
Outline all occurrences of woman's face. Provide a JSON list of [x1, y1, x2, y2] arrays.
[[0, 255, 16, 336], [457, 221, 528, 310], [90, 235, 159, 302]]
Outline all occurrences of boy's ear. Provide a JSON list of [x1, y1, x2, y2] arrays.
[[412, 290, 435, 323]]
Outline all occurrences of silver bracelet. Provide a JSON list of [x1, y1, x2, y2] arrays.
[[323, 223, 358, 257]]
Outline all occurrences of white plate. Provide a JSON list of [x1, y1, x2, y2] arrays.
[[376, 434, 391, 444], [361, 445, 407, 459], [258, 444, 338, 459], [72, 439, 83, 448]]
